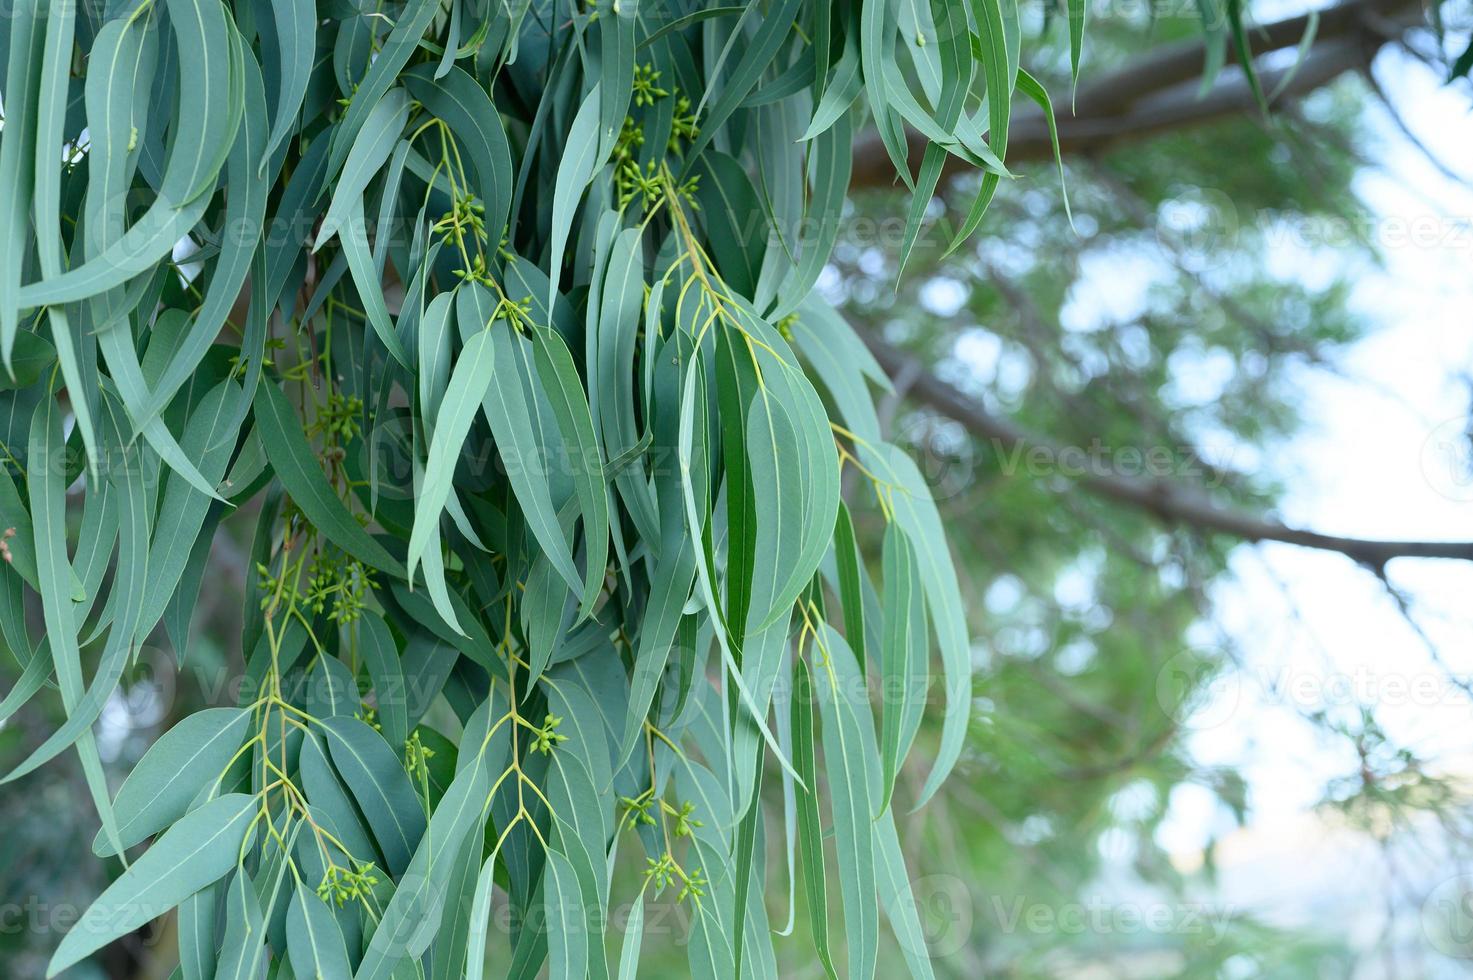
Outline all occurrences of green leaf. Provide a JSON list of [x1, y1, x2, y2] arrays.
[[465, 840, 508, 980], [801, 28, 862, 141], [315, 88, 412, 250], [596, 227, 659, 544], [732, 741, 765, 974], [136, 379, 242, 643], [874, 812, 938, 980], [253, 381, 406, 579], [361, 611, 410, 750], [320, 715, 426, 877], [811, 624, 878, 980], [678, 346, 801, 787], [617, 895, 645, 980], [544, 847, 589, 980], [304, 654, 359, 719], [684, 0, 804, 163], [26, 0, 85, 472], [946, 0, 1018, 252], [1015, 68, 1074, 229], [178, 879, 220, 980], [28, 393, 126, 860], [461, 288, 581, 595], [354, 741, 492, 979], [48, 793, 260, 976], [160, 0, 242, 204], [140, 45, 271, 424], [773, 109, 852, 317], [879, 522, 929, 813], [598, 0, 637, 158], [339, 193, 414, 369], [833, 502, 867, 664], [897, 0, 973, 274], [286, 879, 354, 980], [215, 868, 266, 980], [324, 0, 442, 180], [0, 0, 43, 371], [1226, 0, 1267, 112], [96, 315, 227, 503], [1068, 0, 1087, 89], [261, 0, 315, 171], [740, 317, 841, 633], [407, 323, 495, 619], [403, 64, 514, 242], [792, 658, 839, 980], [530, 323, 610, 621], [418, 290, 456, 423], [859, 442, 970, 808], [0, 331, 54, 391], [23, 0, 239, 307], [300, 731, 381, 867], [637, 5, 747, 49], [547, 84, 604, 313], [92, 707, 253, 856]]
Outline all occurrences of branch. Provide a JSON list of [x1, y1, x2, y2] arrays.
[[849, 0, 1423, 189], [860, 330, 1473, 570]]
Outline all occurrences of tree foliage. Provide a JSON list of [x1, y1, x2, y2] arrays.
[[0, 0, 1093, 976]]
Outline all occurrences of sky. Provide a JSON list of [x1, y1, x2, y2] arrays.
[[1110, 30, 1473, 969], [1161, 39, 1473, 831]]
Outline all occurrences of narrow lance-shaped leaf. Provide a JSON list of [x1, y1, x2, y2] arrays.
[[1, 391, 154, 785], [879, 521, 929, 813], [811, 624, 878, 980], [319, 715, 427, 877], [353, 740, 492, 979], [48, 793, 260, 976], [531, 323, 610, 621], [0, 0, 43, 372], [792, 657, 839, 980], [28, 0, 99, 470], [407, 325, 497, 623], [286, 878, 353, 980], [261, 0, 315, 171], [861, 441, 971, 808], [90, 707, 253, 860], [547, 84, 604, 314], [27, 393, 127, 860], [253, 381, 406, 579]]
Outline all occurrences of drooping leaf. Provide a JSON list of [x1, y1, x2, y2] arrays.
[[286, 878, 353, 980], [879, 522, 929, 813], [48, 794, 260, 976], [319, 715, 427, 877], [811, 624, 878, 980], [90, 706, 253, 856], [28, 393, 126, 859]]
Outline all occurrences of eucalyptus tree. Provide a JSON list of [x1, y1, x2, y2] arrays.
[[0, 0, 1088, 976]]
